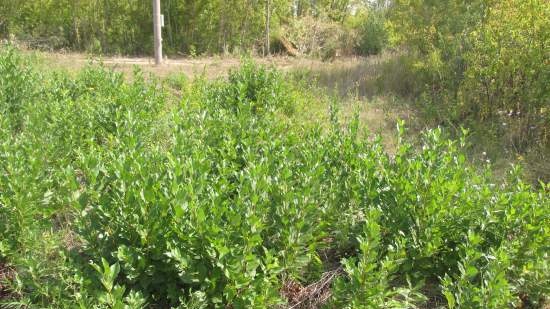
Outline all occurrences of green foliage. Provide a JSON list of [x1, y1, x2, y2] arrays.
[[0, 0, 369, 57], [441, 167, 550, 308], [387, 0, 550, 150], [0, 45, 37, 131], [354, 10, 388, 56], [0, 47, 548, 308], [212, 61, 293, 115], [441, 232, 514, 309], [91, 258, 148, 308], [331, 209, 426, 308], [461, 0, 550, 147]]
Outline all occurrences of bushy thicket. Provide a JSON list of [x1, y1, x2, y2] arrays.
[[0, 0, 391, 59], [387, 0, 550, 151], [352, 10, 388, 57], [0, 0, 381, 57], [0, 47, 548, 308], [280, 16, 356, 61]]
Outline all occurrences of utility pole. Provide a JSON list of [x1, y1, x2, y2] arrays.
[[153, 0, 163, 65]]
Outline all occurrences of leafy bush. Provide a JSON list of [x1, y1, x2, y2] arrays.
[[354, 10, 388, 56], [461, 0, 550, 147], [0, 45, 37, 131], [0, 47, 548, 308], [331, 209, 426, 308], [387, 0, 550, 151]]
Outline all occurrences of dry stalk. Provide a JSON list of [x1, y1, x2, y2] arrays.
[[282, 267, 343, 309]]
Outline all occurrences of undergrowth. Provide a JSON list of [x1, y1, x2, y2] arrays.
[[0, 46, 548, 308]]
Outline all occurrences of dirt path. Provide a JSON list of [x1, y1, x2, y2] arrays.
[[34, 51, 366, 79]]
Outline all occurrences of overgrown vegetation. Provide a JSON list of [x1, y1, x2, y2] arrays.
[[1, 46, 548, 308], [384, 0, 550, 180], [0, 0, 386, 57]]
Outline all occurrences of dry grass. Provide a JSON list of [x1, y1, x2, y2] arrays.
[[296, 51, 419, 100], [303, 53, 391, 98], [288, 51, 425, 154], [23, 49, 357, 80], [280, 268, 343, 309], [337, 96, 422, 154], [0, 262, 16, 301]]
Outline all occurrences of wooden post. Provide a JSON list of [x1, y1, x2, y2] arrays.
[[265, 0, 271, 56], [153, 0, 163, 65]]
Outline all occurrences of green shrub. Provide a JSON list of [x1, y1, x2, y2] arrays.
[[210, 61, 292, 115], [355, 11, 387, 56], [331, 209, 426, 308], [0, 45, 38, 131], [461, 0, 550, 147], [387, 0, 550, 151], [0, 47, 548, 308]]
